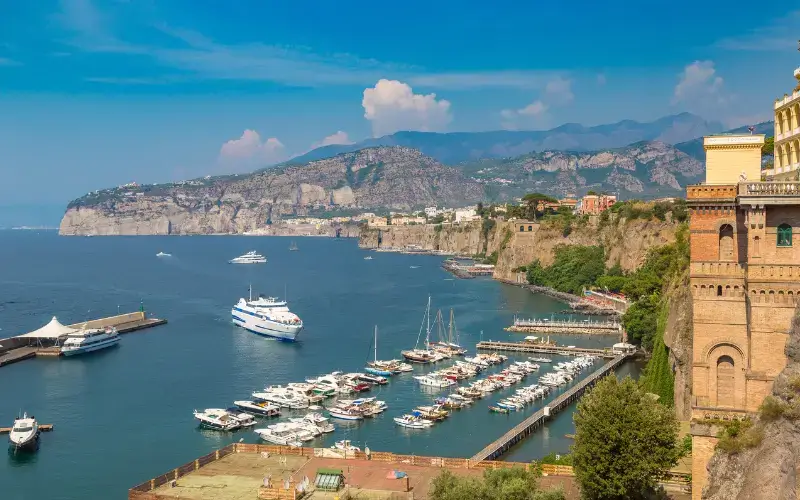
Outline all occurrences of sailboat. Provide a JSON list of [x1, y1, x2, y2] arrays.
[[435, 309, 467, 355], [289, 240, 299, 251], [364, 326, 394, 376], [401, 296, 445, 364]]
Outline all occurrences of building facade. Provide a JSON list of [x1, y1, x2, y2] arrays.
[[578, 194, 617, 215], [773, 68, 800, 178], [688, 131, 798, 497]]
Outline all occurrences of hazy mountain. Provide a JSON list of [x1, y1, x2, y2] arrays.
[[288, 113, 724, 165]]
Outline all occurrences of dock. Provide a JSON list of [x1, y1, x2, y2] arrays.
[[471, 353, 630, 461], [0, 424, 54, 434], [477, 340, 619, 358], [442, 259, 495, 279], [506, 317, 622, 335]]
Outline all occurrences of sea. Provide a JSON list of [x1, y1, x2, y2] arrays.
[[0, 231, 641, 500]]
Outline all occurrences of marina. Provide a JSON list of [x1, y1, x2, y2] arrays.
[[476, 339, 626, 358], [0, 233, 637, 500]]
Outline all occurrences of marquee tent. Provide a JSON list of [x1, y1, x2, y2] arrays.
[[18, 316, 79, 339]]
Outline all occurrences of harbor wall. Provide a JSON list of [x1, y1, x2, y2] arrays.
[[68, 311, 145, 329]]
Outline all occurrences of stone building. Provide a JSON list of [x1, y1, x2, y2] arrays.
[[688, 69, 800, 497], [772, 67, 800, 178], [577, 193, 616, 215]]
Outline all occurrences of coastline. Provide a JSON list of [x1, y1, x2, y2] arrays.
[[495, 279, 621, 317]]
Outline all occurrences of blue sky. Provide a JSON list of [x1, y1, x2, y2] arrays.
[[0, 0, 798, 220]]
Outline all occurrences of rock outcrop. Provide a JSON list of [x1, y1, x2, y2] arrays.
[[703, 312, 800, 500], [60, 147, 485, 236]]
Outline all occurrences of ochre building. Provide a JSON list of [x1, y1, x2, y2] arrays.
[[688, 65, 800, 499]]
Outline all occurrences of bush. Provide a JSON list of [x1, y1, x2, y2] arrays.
[[525, 245, 605, 294], [429, 467, 565, 500], [539, 452, 573, 465], [759, 396, 787, 422]]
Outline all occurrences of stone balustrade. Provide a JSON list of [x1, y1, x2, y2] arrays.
[[738, 181, 800, 196]]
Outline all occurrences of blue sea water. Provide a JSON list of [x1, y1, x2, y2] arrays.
[[0, 231, 640, 500]]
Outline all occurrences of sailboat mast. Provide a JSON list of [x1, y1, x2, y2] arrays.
[[374, 325, 378, 362], [449, 309, 454, 344]]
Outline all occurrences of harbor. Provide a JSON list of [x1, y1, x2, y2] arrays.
[[441, 258, 495, 279], [506, 316, 623, 335], [0, 234, 638, 500], [476, 339, 634, 359]]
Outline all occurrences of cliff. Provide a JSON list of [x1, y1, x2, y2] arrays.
[[359, 220, 503, 256], [703, 312, 800, 500], [59, 147, 484, 236]]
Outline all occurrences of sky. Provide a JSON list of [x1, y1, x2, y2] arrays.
[[0, 0, 798, 223]]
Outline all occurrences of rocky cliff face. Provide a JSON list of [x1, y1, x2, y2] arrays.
[[359, 220, 502, 256], [703, 312, 800, 500], [60, 147, 484, 236], [662, 270, 693, 419]]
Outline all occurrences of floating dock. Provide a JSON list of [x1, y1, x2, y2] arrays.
[[471, 353, 630, 461], [506, 317, 622, 335], [476, 340, 619, 359], [0, 424, 53, 434]]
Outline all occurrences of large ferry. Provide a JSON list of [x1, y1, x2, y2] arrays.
[[232, 286, 303, 341], [61, 326, 120, 356]]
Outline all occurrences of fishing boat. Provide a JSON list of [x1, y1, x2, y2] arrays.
[[289, 240, 299, 251], [394, 414, 434, 429], [401, 296, 443, 364], [8, 413, 39, 451]]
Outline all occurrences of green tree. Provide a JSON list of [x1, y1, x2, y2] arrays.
[[477, 202, 485, 216], [622, 294, 660, 349], [522, 193, 558, 221], [430, 467, 565, 500], [573, 376, 680, 500], [762, 136, 774, 156]]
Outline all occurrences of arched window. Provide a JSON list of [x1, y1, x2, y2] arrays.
[[519, 225, 525, 232], [778, 223, 792, 247], [716, 355, 735, 407], [719, 224, 734, 260], [528, 225, 533, 232]]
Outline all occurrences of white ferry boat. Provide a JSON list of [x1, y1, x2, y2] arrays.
[[229, 251, 267, 264], [61, 326, 120, 356], [232, 286, 303, 341]]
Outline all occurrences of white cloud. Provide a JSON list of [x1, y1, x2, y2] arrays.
[[312, 131, 352, 149], [672, 61, 725, 105], [218, 130, 286, 167], [500, 77, 574, 130], [362, 79, 452, 137]]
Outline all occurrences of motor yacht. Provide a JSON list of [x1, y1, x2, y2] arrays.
[[193, 409, 242, 431], [61, 326, 120, 356], [289, 413, 335, 434], [394, 414, 433, 429], [254, 427, 303, 447], [229, 251, 267, 264], [232, 286, 303, 341], [8, 413, 39, 451], [251, 390, 309, 410], [413, 374, 455, 388], [333, 440, 361, 453], [233, 400, 281, 417]]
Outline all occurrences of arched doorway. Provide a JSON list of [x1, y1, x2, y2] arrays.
[[719, 224, 734, 260], [716, 355, 735, 407]]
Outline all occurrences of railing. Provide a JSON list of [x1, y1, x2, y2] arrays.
[[686, 185, 737, 200], [738, 182, 800, 197], [774, 90, 800, 109]]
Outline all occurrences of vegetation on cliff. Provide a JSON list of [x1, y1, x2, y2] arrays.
[[525, 245, 606, 295], [572, 376, 680, 499], [430, 467, 565, 500]]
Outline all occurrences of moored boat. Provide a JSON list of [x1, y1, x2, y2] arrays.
[[233, 400, 281, 417], [8, 413, 39, 451]]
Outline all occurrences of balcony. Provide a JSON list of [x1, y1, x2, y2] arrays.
[[737, 181, 800, 205]]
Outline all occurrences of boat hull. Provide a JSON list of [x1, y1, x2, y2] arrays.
[[61, 336, 120, 356]]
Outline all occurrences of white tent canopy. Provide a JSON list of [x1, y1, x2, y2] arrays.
[[18, 316, 79, 339]]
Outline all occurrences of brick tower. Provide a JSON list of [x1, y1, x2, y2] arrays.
[[688, 87, 800, 495]]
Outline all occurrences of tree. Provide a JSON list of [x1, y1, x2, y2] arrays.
[[622, 293, 659, 349], [522, 193, 557, 221], [573, 376, 680, 500], [477, 202, 485, 216], [762, 136, 774, 156], [429, 467, 565, 500]]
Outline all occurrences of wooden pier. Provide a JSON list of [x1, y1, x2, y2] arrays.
[[471, 353, 630, 461], [506, 317, 621, 335], [477, 340, 618, 358], [0, 424, 53, 434]]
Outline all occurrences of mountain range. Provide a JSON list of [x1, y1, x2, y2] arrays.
[[287, 112, 725, 165]]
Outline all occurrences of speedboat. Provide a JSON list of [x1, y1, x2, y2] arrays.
[[394, 414, 433, 429], [193, 409, 241, 431], [156, 251, 171, 257], [61, 326, 120, 356], [232, 285, 303, 342], [233, 400, 281, 417], [414, 374, 455, 388], [254, 427, 302, 447], [364, 256, 373, 260], [8, 413, 39, 451], [229, 251, 267, 264]]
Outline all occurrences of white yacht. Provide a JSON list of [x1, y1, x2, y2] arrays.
[[233, 400, 281, 417], [254, 427, 303, 447], [413, 374, 455, 388], [394, 414, 433, 429], [232, 286, 303, 342], [61, 326, 120, 356], [229, 251, 267, 264], [8, 413, 39, 451], [156, 251, 171, 257], [193, 409, 242, 431]]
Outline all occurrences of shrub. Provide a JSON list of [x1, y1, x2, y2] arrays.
[[759, 396, 787, 422]]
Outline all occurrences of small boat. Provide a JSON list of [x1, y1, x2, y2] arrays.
[[156, 251, 171, 257], [394, 414, 433, 429], [327, 406, 364, 421], [414, 374, 455, 388], [233, 400, 281, 417], [289, 241, 299, 251], [193, 409, 242, 431], [333, 440, 361, 453], [8, 413, 39, 451], [357, 373, 388, 385], [488, 405, 510, 414], [364, 256, 373, 260]]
